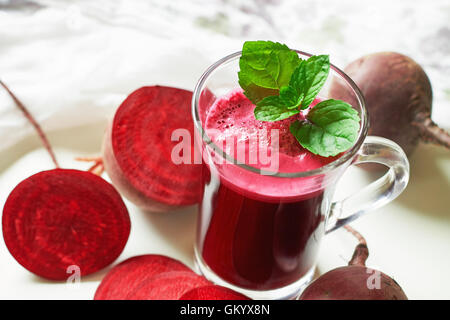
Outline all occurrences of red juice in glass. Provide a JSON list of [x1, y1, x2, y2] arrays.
[[198, 90, 336, 291], [192, 50, 408, 300]]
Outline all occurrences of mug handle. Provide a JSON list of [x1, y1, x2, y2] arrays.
[[325, 136, 410, 234]]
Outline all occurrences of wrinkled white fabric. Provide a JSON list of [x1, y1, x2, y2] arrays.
[[1, 0, 449, 153]]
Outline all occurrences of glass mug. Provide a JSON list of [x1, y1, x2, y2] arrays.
[[191, 51, 409, 300]]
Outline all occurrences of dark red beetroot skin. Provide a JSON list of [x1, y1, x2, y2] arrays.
[[330, 52, 450, 156], [180, 285, 250, 300], [102, 86, 202, 212], [2, 169, 131, 280], [299, 226, 407, 300], [94, 254, 192, 300], [299, 266, 407, 300], [125, 271, 211, 300]]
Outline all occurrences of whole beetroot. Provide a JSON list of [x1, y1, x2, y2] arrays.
[[330, 52, 450, 156], [299, 226, 407, 300]]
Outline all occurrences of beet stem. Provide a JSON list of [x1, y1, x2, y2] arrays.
[[344, 225, 369, 267], [0, 80, 60, 168], [76, 157, 104, 176], [413, 113, 450, 149], [88, 162, 104, 176], [75, 156, 103, 162]]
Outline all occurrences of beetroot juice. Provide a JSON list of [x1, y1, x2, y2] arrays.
[[197, 90, 337, 290], [200, 172, 327, 290]]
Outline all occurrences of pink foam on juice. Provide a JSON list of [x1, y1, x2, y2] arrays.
[[203, 89, 337, 201], [205, 90, 336, 171]]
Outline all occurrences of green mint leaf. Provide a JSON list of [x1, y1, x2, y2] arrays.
[[238, 41, 358, 156], [254, 95, 300, 121], [289, 99, 360, 157], [279, 86, 303, 109], [238, 41, 301, 104], [289, 55, 330, 109]]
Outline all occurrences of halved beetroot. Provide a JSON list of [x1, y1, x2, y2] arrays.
[[180, 285, 250, 300], [102, 86, 202, 212], [125, 271, 211, 300], [2, 169, 130, 280], [94, 254, 192, 300]]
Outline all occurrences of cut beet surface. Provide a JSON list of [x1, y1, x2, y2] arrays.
[[125, 271, 211, 300], [103, 86, 202, 212], [180, 285, 250, 300], [94, 254, 192, 300], [2, 169, 130, 280]]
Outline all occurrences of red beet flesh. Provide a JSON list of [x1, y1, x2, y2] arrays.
[[102, 86, 202, 212], [180, 285, 250, 300], [94, 254, 191, 300], [2, 169, 130, 280], [330, 52, 450, 156], [299, 226, 407, 300], [125, 271, 211, 300]]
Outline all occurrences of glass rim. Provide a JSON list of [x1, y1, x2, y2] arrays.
[[192, 50, 369, 178]]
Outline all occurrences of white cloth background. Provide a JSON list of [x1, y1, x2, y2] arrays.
[[1, 0, 449, 153]]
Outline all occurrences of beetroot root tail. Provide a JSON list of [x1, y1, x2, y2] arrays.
[[75, 157, 104, 176], [344, 225, 369, 267], [0, 79, 60, 168], [413, 114, 450, 149]]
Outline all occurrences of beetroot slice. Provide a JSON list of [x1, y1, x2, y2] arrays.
[[126, 271, 211, 300], [2, 169, 130, 280], [180, 285, 250, 300], [94, 254, 192, 300], [105, 86, 202, 210]]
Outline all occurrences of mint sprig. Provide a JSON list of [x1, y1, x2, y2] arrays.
[[253, 54, 330, 121], [289, 55, 330, 109], [238, 41, 301, 103], [238, 41, 360, 157], [290, 100, 360, 157], [254, 95, 300, 121]]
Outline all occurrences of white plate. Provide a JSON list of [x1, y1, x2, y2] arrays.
[[0, 121, 449, 299]]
